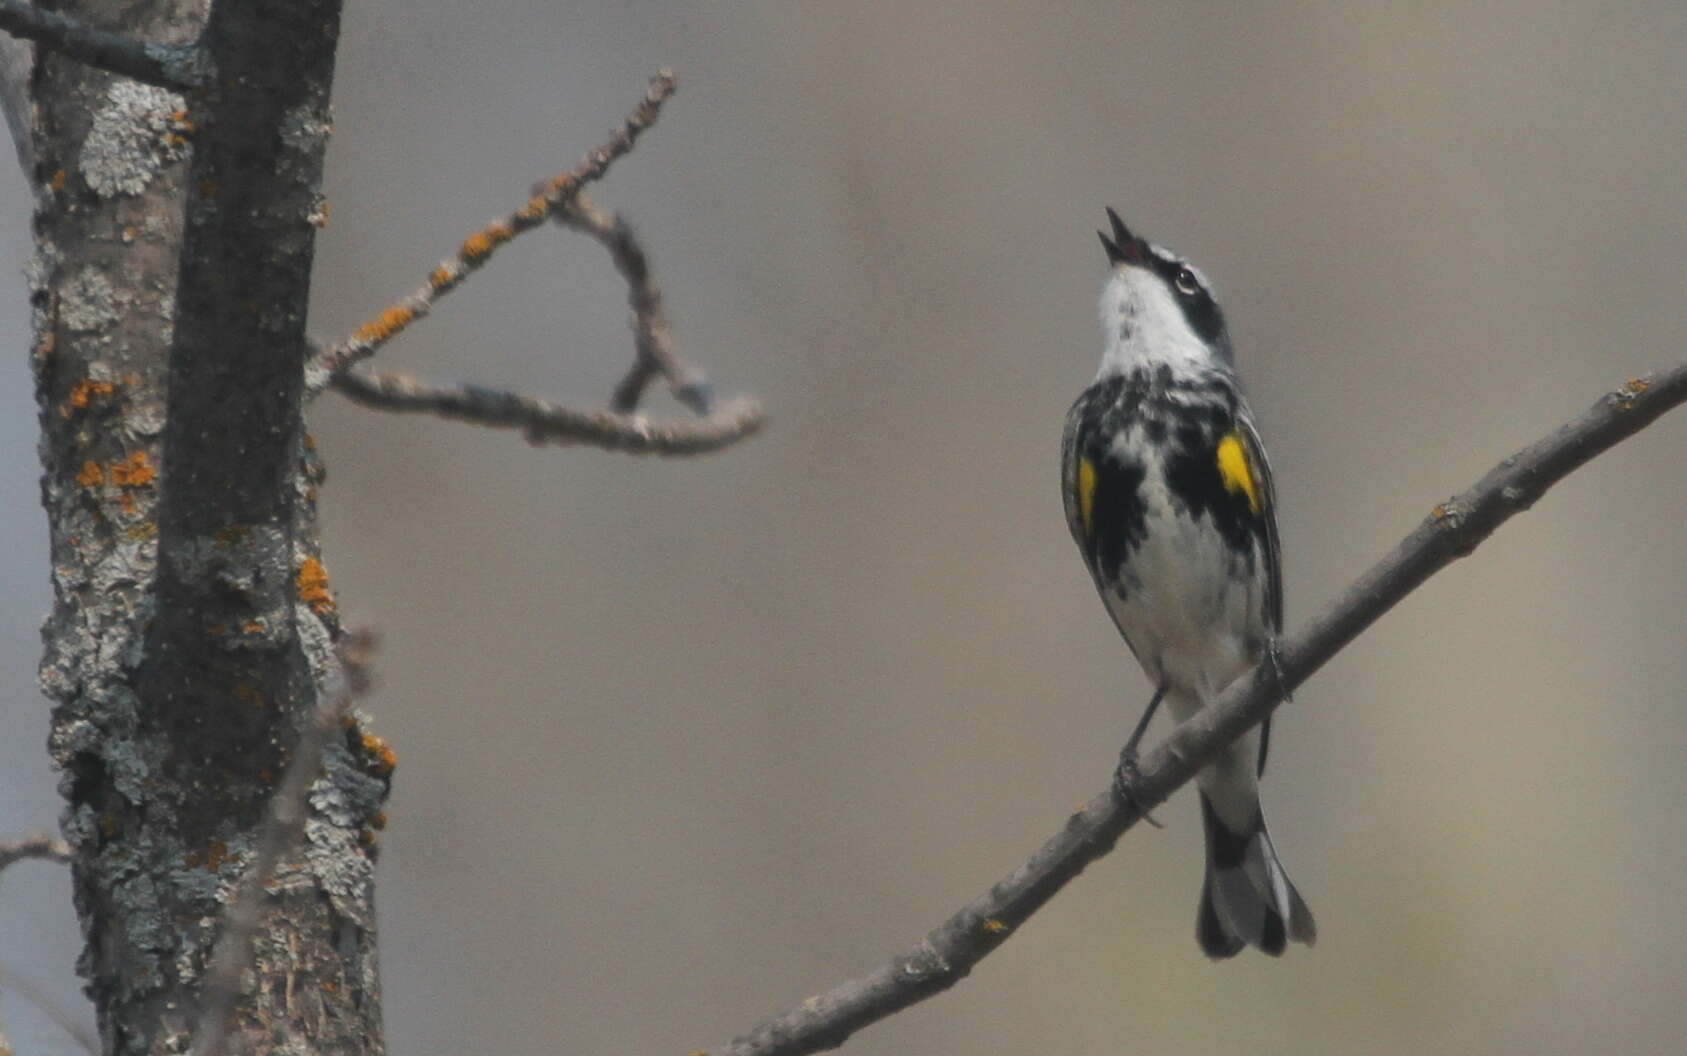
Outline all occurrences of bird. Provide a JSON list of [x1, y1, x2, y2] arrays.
[[1060, 208, 1315, 957]]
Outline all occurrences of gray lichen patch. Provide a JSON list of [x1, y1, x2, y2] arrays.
[[279, 103, 333, 153], [79, 81, 189, 198], [303, 815, 375, 928], [61, 267, 125, 331], [24, 239, 62, 294], [167, 523, 291, 602]]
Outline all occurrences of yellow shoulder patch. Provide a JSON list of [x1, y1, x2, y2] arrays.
[[1077, 456, 1098, 539], [1215, 431, 1261, 514]]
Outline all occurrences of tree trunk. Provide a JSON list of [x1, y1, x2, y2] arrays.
[[28, 3, 383, 1052]]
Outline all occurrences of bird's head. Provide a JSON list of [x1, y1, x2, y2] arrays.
[[1095, 207, 1233, 378]]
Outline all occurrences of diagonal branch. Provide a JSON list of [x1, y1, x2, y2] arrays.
[[304, 69, 678, 394], [334, 366, 764, 455], [0, 1, 207, 90], [713, 365, 1687, 1056]]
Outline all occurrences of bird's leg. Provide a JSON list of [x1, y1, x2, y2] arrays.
[[1112, 683, 1166, 827], [1265, 638, 1293, 705]]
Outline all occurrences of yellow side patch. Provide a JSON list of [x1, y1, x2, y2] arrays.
[[1216, 432, 1261, 514], [1078, 457, 1098, 539]]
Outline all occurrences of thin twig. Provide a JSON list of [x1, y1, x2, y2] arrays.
[[712, 365, 1687, 1056], [334, 366, 765, 456], [0, 831, 71, 872], [0, 967, 99, 1055], [0, 1, 206, 90], [556, 193, 713, 414], [304, 69, 678, 394], [0, 835, 92, 1052]]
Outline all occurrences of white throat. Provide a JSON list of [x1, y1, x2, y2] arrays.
[[1095, 268, 1213, 380]]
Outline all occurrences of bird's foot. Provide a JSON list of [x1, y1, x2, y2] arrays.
[[1111, 747, 1163, 828]]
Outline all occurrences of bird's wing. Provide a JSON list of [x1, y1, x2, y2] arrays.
[[1234, 406, 1283, 776]]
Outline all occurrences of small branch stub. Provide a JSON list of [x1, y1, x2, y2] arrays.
[[0, 1, 208, 90]]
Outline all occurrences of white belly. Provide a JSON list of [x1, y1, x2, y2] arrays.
[[1100, 475, 1265, 705]]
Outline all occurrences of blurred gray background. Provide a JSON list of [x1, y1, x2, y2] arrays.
[[4, 2, 1686, 1053]]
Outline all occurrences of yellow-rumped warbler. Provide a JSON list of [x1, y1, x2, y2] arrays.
[[1061, 209, 1315, 957]]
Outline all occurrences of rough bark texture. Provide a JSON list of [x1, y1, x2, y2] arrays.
[[29, 3, 383, 1053]]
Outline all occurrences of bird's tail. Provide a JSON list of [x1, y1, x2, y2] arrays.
[[1196, 791, 1316, 958]]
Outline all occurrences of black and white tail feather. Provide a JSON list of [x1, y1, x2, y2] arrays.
[[1197, 792, 1316, 957], [1065, 208, 1315, 957]]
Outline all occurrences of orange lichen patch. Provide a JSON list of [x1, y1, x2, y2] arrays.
[[428, 264, 454, 290], [169, 109, 196, 133], [461, 221, 515, 261], [352, 305, 414, 345], [118, 491, 136, 515], [516, 194, 549, 222], [125, 521, 157, 541], [243, 620, 266, 635], [1431, 503, 1449, 519], [459, 231, 496, 261], [297, 556, 333, 613], [164, 133, 188, 149], [369, 811, 388, 831], [982, 918, 1009, 934], [322, 980, 339, 994], [1619, 376, 1651, 400], [109, 450, 155, 487], [66, 377, 117, 415], [360, 731, 397, 776], [49, 168, 68, 191], [76, 460, 104, 487], [121, 226, 140, 243]]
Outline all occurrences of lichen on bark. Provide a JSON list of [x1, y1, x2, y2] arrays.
[[28, 3, 384, 1053]]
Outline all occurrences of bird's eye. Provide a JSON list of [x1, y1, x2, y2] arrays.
[[1174, 268, 1200, 296]]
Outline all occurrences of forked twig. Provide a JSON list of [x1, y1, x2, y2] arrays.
[[304, 69, 678, 393], [555, 193, 712, 414], [307, 68, 762, 456]]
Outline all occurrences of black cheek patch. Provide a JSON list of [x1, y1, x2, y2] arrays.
[[1182, 292, 1227, 345]]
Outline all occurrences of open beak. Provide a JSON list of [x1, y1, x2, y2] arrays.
[[1097, 206, 1146, 267]]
